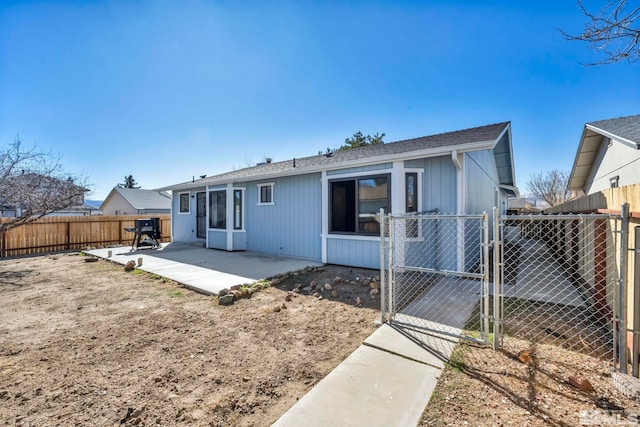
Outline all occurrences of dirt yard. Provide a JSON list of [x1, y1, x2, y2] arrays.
[[0, 253, 378, 426]]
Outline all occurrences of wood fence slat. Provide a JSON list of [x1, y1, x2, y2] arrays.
[[0, 215, 172, 257]]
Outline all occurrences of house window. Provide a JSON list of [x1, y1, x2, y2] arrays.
[[179, 192, 190, 213], [258, 183, 274, 205], [233, 189, 243, 230], [330, 174, 390, 235], [209, 190, 226, 229], [405, 173, 419, 238], [610, 176, 619, 188]]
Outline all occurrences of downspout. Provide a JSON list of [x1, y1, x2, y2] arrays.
[[452, 150, 465, 272]]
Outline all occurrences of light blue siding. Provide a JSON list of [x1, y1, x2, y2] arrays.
[[585, 136, 640, 194], [208, 230, 226, 249], [405, 156, 456, 213], [327, 163, 392, 176], [327, 238, 380, 268], [172, 188, 205, 243], [233, 232, 247, 250], [464, 150, 500, 215], [242, 173, 321, 261]]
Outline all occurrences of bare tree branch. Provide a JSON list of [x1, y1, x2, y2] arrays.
[[0, 137, 91, 234], [560, 0, 640, 65], [526, 169, 573, 207]]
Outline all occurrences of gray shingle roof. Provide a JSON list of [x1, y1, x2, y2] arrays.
[[587, 114, 640, 146], [162, 121, 510, 190], [112, 188, 171, 210]]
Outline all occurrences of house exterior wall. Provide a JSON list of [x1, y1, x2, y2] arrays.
[[172, 188, 205, 243], [405, 156, 456, 213], [241, 173, 321, 261], [464, 149, 502, 215], [584, 136, 640, 195], [101, 193, 135, 215]]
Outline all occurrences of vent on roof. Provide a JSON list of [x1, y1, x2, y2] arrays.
[[256, 162, 266, 166], [265, 158, 272, 164]]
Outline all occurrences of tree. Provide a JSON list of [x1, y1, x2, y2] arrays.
[[0, 137, 89, 233], [338, 131, 385, 151], [526, 169, 573, 207], [561, 0, 640, 65], [117, 175, 140, 189]]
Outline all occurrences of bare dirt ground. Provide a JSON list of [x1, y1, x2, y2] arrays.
[[420, 337, 640, 426], [0, 253, 378, 426]]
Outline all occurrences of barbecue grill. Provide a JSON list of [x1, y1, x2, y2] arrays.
[[124, 218, 161, 250]]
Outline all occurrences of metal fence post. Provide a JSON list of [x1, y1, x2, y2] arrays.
[[387, 214, 395, 322], [619, 203, 630, 373], [492, 207, 502, 350], [482, 212, 490, 345], [379, 208, 387, 324], [633, 226, 640, 377]]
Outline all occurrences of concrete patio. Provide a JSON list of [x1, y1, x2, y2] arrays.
[[86, 242, 322, 295]]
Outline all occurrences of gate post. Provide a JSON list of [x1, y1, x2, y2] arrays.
[[619, 203, 630, 373], [482, 212, 490, 344], [379, 208, 387, 324], [633, 226, 640, 377], [387, 213, 395, 322], [492, 207, 502, 350]]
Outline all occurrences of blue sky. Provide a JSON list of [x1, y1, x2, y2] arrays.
[[1, 1, 638, 201]]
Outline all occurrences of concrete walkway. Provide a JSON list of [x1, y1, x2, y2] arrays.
[[86, 243, 321, 295], [273, 322, 454, 427]]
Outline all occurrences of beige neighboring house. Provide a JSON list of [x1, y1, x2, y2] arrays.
[[100, 188, 171, 216]]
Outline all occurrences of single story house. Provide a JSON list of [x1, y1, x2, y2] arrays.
[[100, 187, 172, 215], [569, 114, 640, 195], [159, 122, 517, 269]]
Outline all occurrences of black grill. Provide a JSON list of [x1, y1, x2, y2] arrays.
[[124, 218, 162, 249]]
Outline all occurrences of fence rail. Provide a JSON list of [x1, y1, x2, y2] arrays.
[[0, 215, 171, 257]]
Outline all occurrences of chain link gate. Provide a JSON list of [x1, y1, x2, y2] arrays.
[[380, 211, 490, 346]]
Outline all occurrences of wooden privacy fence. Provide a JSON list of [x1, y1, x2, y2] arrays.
[[0, 215, 171, 257]]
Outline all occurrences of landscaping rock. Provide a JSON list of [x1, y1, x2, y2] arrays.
[[369, 282, 379, 290], [230, 290, 242, 300], [302, 286, 312, 292], [218, 294, 234, 306], [517, 350, 533, 365], [333, 276, 343, 285], [331, 290, 338, 298], [370, 288, 379, 295], [568, 375, 594, 391], [124, 261, 136, 272], [324, 283, 333, 290], [270, 278, 281, 286], [273, 306, 281, 313], [218, 288, 230, 297], [230, 284, 242, 291], [310, 281, 317, 290]]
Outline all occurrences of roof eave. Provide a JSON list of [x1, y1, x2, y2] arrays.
[[586, 123, 640, 149]]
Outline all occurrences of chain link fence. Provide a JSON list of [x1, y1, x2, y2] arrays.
[[494, 214, 620, 361]]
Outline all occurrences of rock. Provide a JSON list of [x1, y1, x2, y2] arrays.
[[333, 276, 343, 285], [331, 290, 338, 298], [281, 303, 287, 309], [350, 281, 357, 285], [356, 296, 362, 306], [517, 350, 533, 365], [302, 286, 312, 292], [292, 287, 301, 293], [324, 283, 333, 290], [230, 290, 242, 299], [124, 261, 136, 272], [312, 292, 320, 297], [310, 281, 317, 290], [273, 306, 281, 313], [285, 294, 293, 302], [568, 375, 594, 391], [230, 284, 242, 291], [355, 276, 361, 282], [218, 288, 230, 297], [370, 288, 379, 295], [293, 272, 300, 276], [218, 294, 234, 306], [370, 282, 380, 290], [318, 296, 323, 300], [270, 278, 281, 286]]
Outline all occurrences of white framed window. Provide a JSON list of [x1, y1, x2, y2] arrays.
[[178, 192, 190, 214], [209, 190, 226, 229], [257, 182, 275, 205], [329, 174, 390, 235]]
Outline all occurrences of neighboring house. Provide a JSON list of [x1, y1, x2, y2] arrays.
[[100, 187, 172, 215], [507, 197, 540, 214], [0, 173, 89, 218], [569, 114, 640, 195], [159, 122, 518, 269]]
